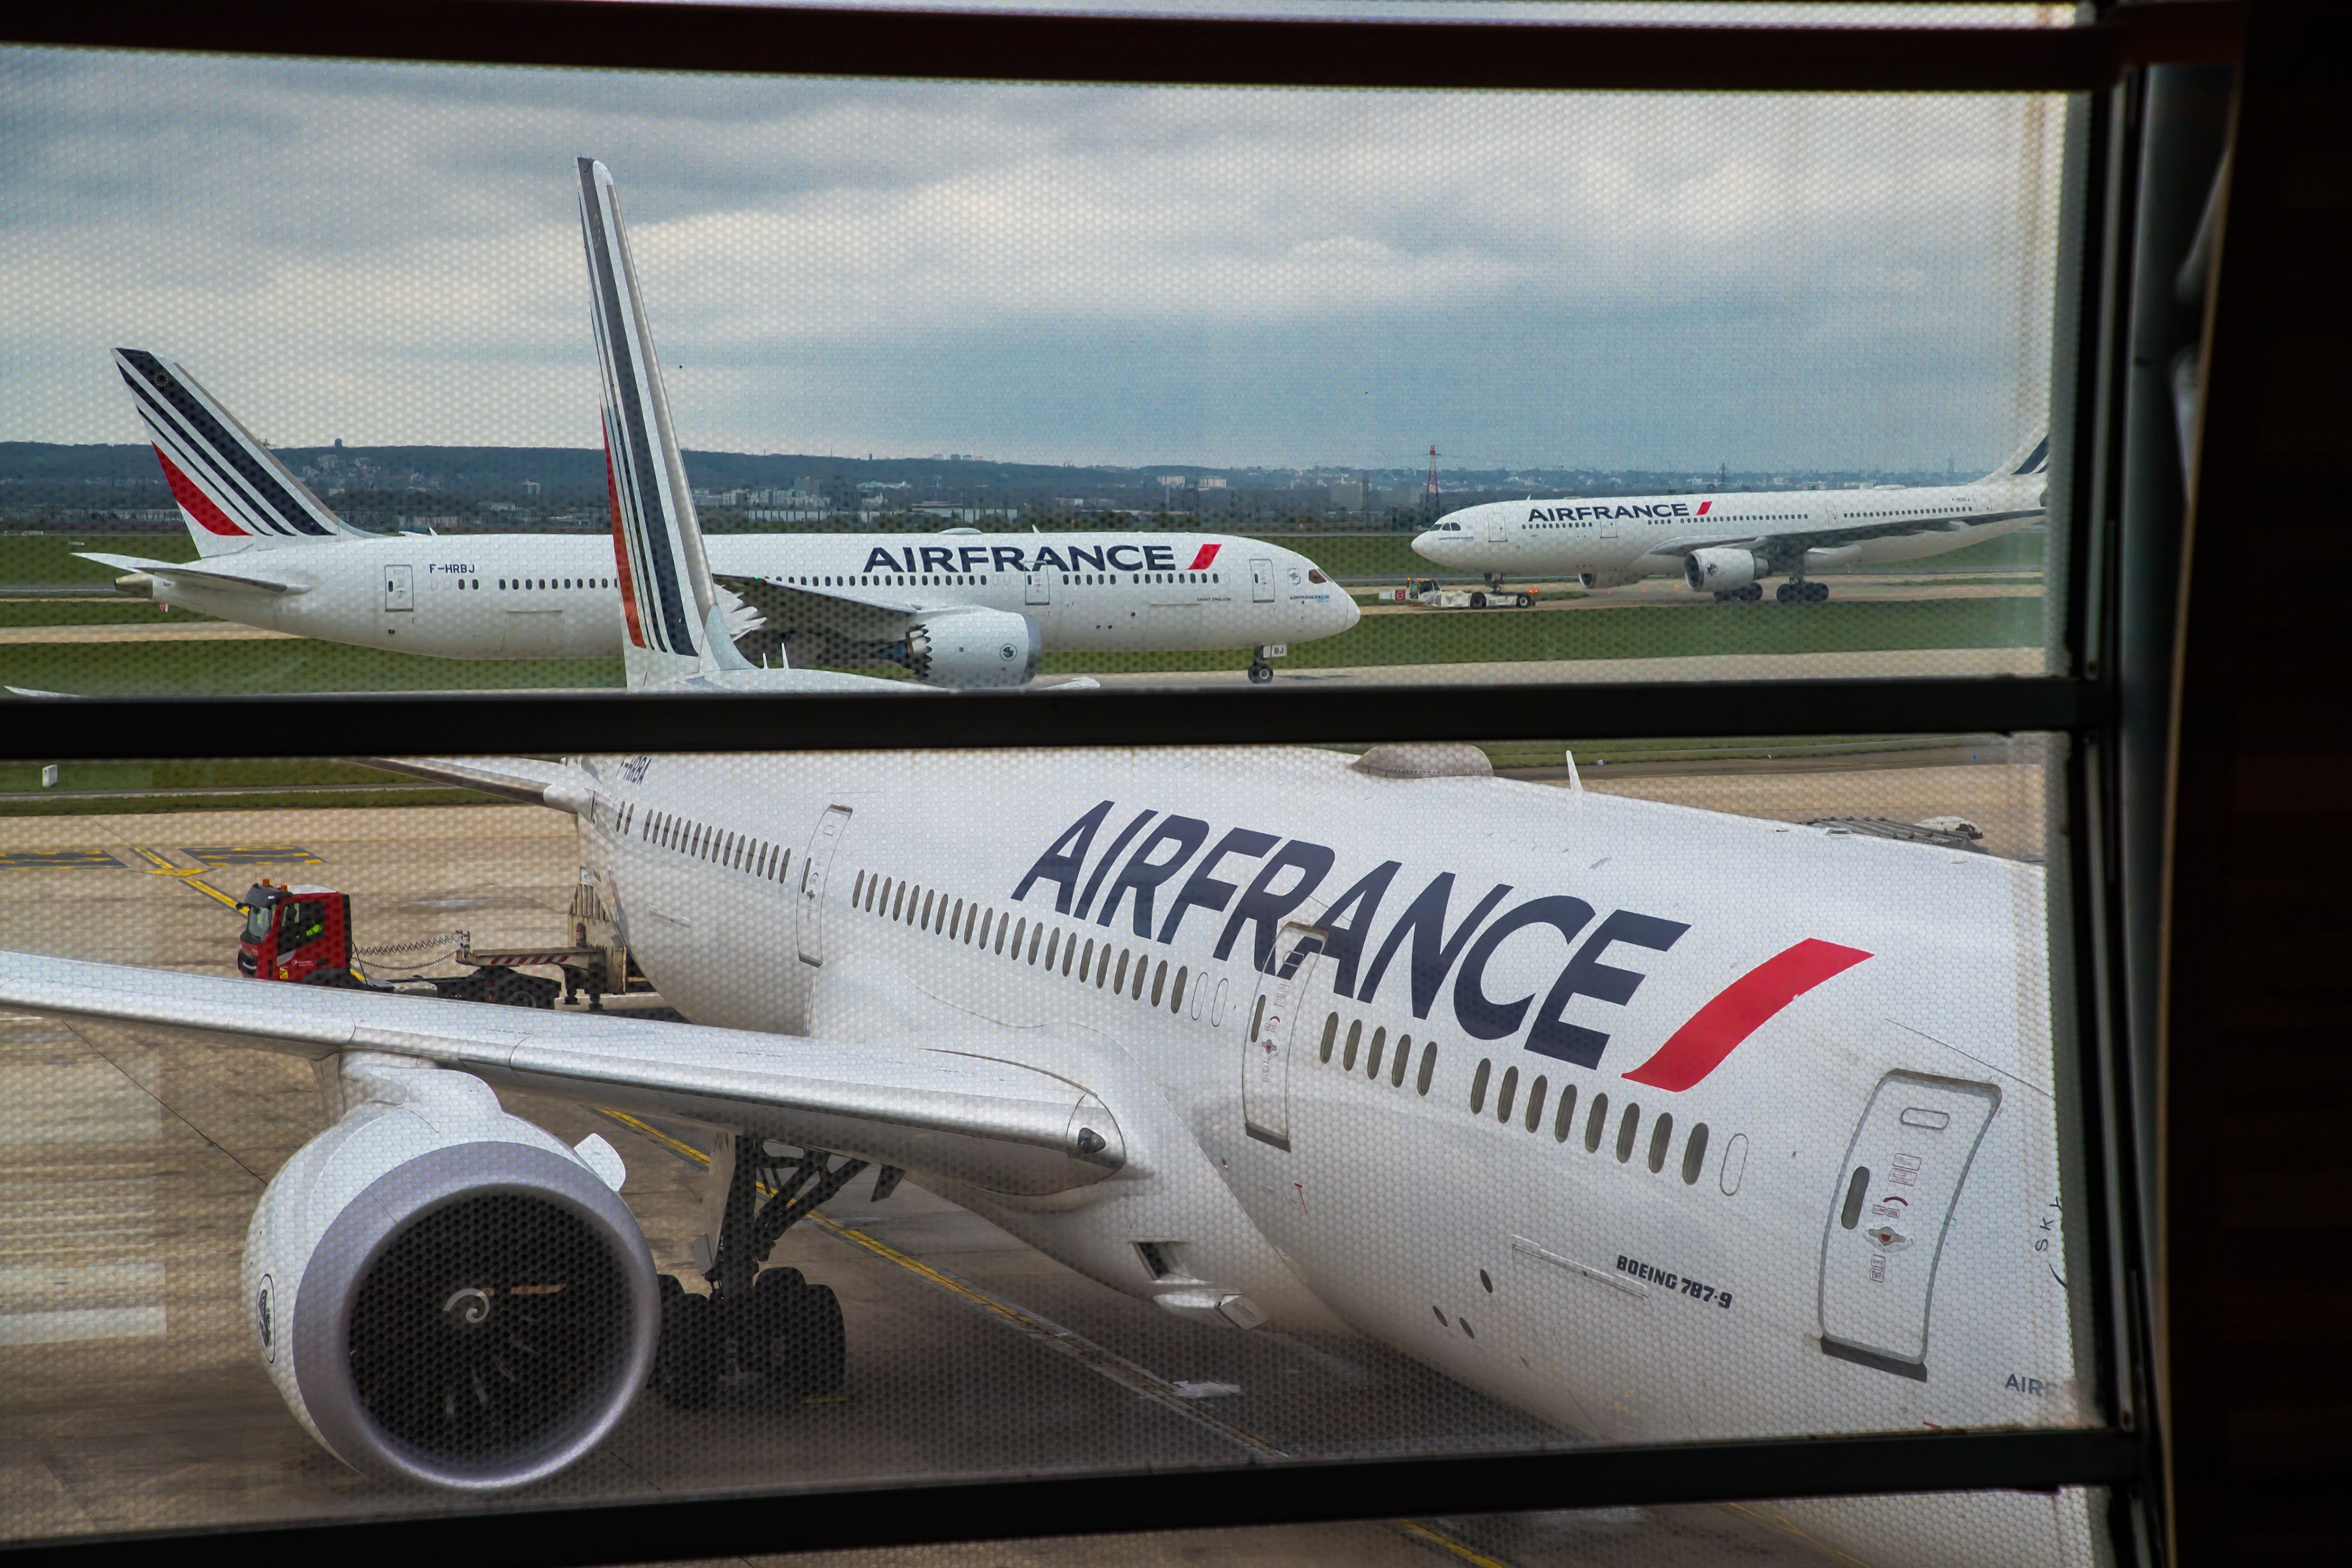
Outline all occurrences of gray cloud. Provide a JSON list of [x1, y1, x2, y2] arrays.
[[0, 43, 2059, 471]]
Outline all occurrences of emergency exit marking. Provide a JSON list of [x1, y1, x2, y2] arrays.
[[180, 846, 324, 867], [0, 849, 127, 871]]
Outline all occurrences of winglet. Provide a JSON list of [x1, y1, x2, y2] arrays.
[[111, 349, 365, 557]]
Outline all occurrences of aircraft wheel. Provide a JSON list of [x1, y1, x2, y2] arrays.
[[759, 1282, 847, 1396], [1739, 583, 1763, 602], [1248, 662, 1273, 684], [1774, 582, 1800, 604], [652, 1289, 721, 1410], [1804, 581, 1830, 602], [1713, 590, 1734, 602]]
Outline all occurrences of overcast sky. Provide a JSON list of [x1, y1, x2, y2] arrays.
[[0, 29, 2062, 474]]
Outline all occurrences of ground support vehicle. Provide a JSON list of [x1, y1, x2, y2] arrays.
[[1389, 576, 1534, 610], [236, 879, 648, 1009]]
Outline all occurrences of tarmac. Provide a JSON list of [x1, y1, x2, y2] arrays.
[[0, 763, 2051, 1562]]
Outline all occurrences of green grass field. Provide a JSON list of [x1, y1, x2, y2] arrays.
[[0, 593, 2040, 694]]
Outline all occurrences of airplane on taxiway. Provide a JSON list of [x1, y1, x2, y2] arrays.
[[0, 159, 2089, 1567], [1413, 440, 2048, 603], [95, 344, 1354, 688]]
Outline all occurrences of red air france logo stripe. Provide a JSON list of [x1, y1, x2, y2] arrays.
[[1186, 543, 1222, 571], [1696, 500, 1712, 515], [153, 445, 249, 536], [1621, 938, 1872, 1091]]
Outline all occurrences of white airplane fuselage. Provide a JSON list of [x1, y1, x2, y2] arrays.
[[135, 532, 1355, 661], [561, 745, 2087, 1559], [1415, 477, 2044, 585]]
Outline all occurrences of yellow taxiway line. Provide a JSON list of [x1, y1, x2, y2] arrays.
[[126, 846, 245, 910]]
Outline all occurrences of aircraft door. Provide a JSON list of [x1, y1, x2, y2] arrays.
[[382, 564, 414, 613], [795, 805, 853, 967], [1249, 557, 1274, 603], [1818, 1070, 2001, 1378], [1482, 516, 1507, 543], [1241, 909, 1328, 1151], [1024, 571, 1052, 606]]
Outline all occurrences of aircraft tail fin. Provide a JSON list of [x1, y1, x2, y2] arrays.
[[577, 157, 757, 690], [1981, 430, 2051, 484], [111, 348, 366, 557]]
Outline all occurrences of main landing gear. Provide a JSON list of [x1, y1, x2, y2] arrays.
[[652, 1135, 897, 1409], [1712, 584, 1764, 602], [1775, 580, 1831, 604]]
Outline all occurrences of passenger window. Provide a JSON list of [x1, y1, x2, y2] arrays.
[[1113, 950, 1130, 992], [995, 914, 1009, 955], [1077, 937, 1091, 977], [851, 870, 864, 904], [1391, 1034, 1411, 1088], [1150, 961, 1166, 1005], [1470, 1058, 1491, 1115], [1553, 1083, 1579, 1143], [1840, 1166, 1872, 1229], [923, 890, 938, 929], [1012, 916, 1026, 957], [1342, 1020, 1361, 1072], [1319, 1013, 1337, 1063], [1648, 1112, 1674, 1172], [1170, 965, 1187, 1011], [1131, 956, 1148, 1001], [1045, 928, 1061, 970], [1497, 1066, 1518, 1123], [1617, 1103, 1641, 1163], [1026, 922, 1041, 964], [1097, 944, 1112, 986], [1586, 1092, 1610, 1152], [1682, 1123, 1710, 1186], [951, 897, 964, 936], [1525, 1074, 1547, 1132], [1366, 1027, 1385, 1080], [1415, 1041, 1436, 1096], [891, 881, 906, 920]]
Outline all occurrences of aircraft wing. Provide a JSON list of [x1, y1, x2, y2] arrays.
[[712, 573, 928, 643], [1650, 504, 2045, 563], [0, 949, 1126, 1197], [351, 755, 578, 810], [77, 551, 305, 595]]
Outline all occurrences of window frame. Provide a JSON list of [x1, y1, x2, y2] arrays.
[[0, 1, 2255, 1560]]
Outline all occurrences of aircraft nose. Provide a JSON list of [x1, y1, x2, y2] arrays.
[[1411, 529, 1443, 561]]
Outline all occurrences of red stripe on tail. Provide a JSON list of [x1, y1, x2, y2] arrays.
[[1620, 939, 1872, 1092], [153, 445, 248, 536], [1185, 543, 1222, 571], [604, 428, 646, 649]]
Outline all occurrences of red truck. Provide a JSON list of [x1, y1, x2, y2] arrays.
[[236, 879, 634, 1009]]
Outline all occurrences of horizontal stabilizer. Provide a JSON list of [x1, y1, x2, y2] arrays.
[[75, 551, 302, 596]]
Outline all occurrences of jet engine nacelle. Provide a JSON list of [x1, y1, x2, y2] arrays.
[[906, 609, 1042, 689], [243, 1058, 657, 1492], [1683, 547, 1762, 592], [1577, 571, 1643, 590]]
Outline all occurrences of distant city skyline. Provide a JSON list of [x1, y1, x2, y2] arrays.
[[2, 46, 2059, 475]]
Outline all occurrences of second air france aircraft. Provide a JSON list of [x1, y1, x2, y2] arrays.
[[96, 348, 1356, 688]]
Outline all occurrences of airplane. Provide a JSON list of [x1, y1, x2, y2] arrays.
[[1411, 440, 2050, 603], [0, 161, 2092, 1565], [93, 347, 1356, 687]]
